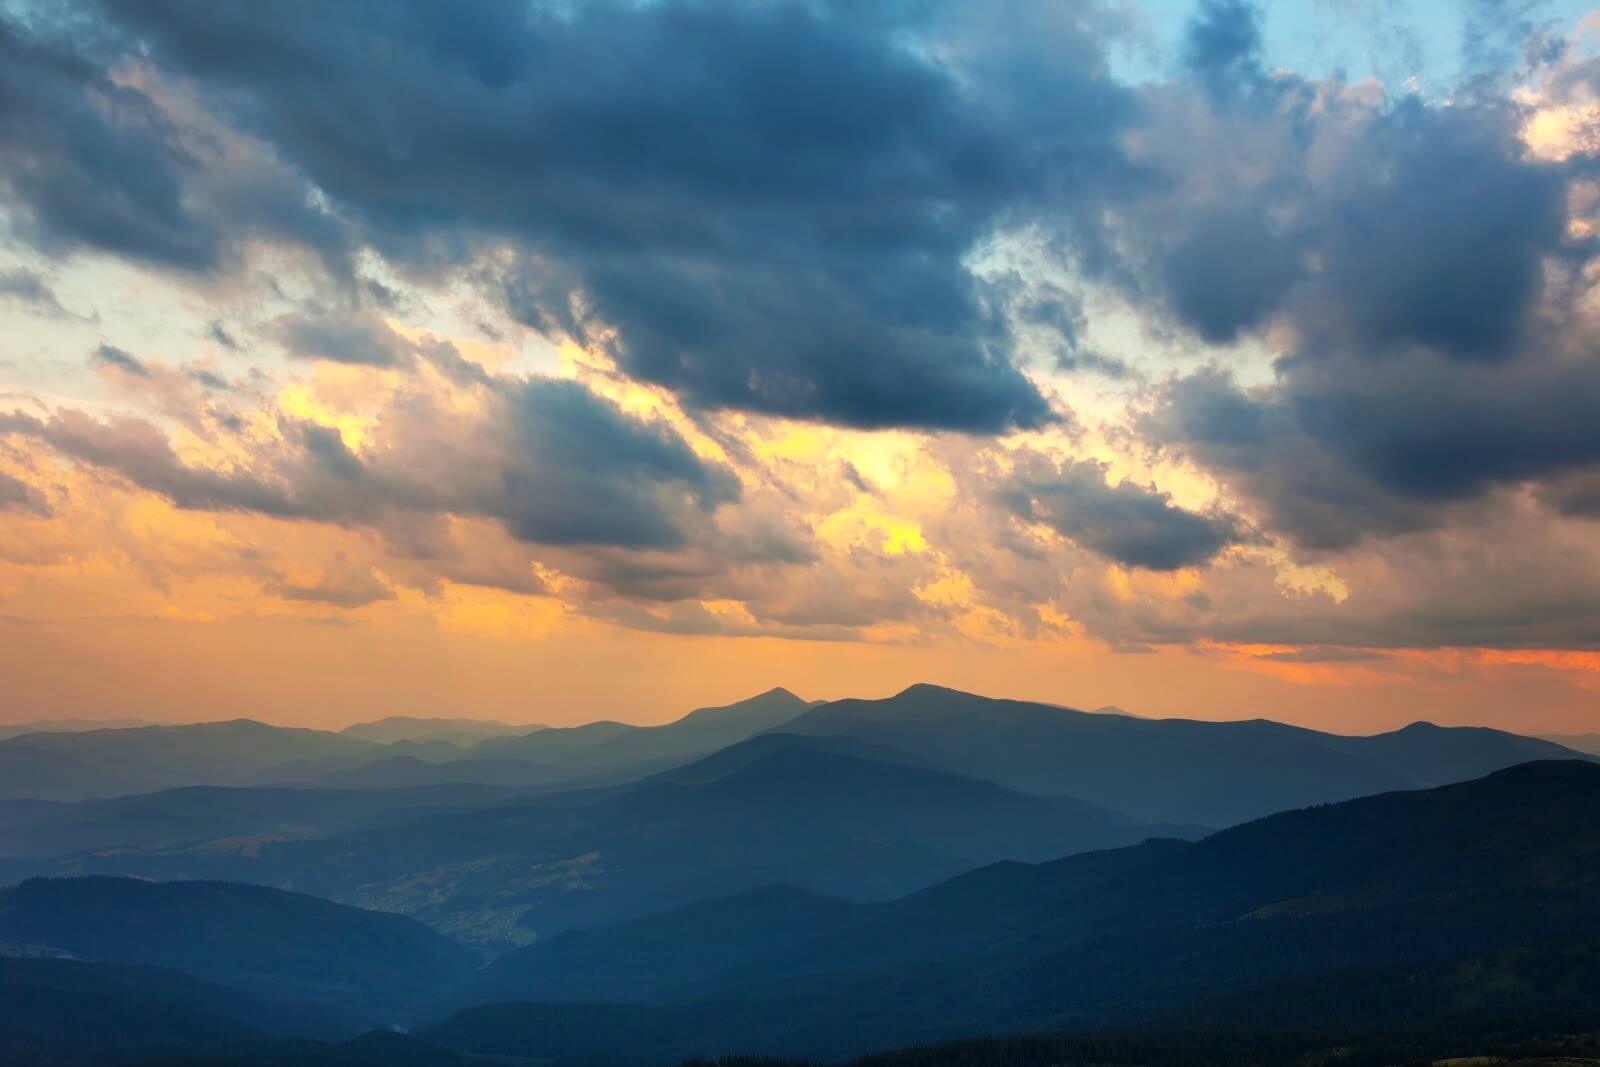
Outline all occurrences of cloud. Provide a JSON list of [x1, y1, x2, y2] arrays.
[[0, 18, 220, 270], [90, 343, 150, 377], [498, 378, 740, 549], [1, 366, 743, 557], [275, 311, 410, 367], [1182, 0, 1268, 102], [206, 320, 240, 350], [1146, 322, 1600, 551], [1001, 453, 1247, 570], [1109, 70, 1570, 358], [1251, 646, 1389, 664], [31, 0, 1152, 432], [0, 268, 76, 318], [0, 11, 352, 277], [1113, 13, 1600, 556], [1537, 470, 1600, 519], [0, 471, 50, 516], [0, 408, 298, 515], [4, 0, 1600, 664], [268, 564, 396, 608]]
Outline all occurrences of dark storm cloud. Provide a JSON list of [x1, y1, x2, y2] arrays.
[[1146, 348, 1600, 550], [45, 0, 1144, 432], [1115, 0, 1600, 553], [1002, 454, 1247, 571], [1294, 98, 1567, 363], [6, 0, 1600, 577], [0, 18, 219, 270], [1123, 85, 1568, 356], [0, 11, 351, 277]]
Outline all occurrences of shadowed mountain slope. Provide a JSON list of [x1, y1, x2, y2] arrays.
[[454, 837, 1191, 1008], [423, 760, 1600, 1062], [0, 877, 474, 1023]]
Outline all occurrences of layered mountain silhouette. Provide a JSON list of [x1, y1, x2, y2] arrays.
[[0, 684, 1594, 1067], [0, 877, 474, 1026], [1, 686, 1580, 824], [770, 684, 1586, 825], [22, 733, 1186, 950], [468, 686, 815, 776], [0, 717, 167, 742], [0, 688, 814, 801], [423, 759, 1600, 1061], [0, 721, 380, 801]]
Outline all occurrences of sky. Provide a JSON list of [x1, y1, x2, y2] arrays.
[[2, 0, 1600, 734]]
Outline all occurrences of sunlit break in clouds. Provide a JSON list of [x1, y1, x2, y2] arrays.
[[2, 0, 1600, 731]]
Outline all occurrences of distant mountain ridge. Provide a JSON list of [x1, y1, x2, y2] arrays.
[[769, 683, 1588, 824], [1, 686, 1581, 818], [339, 717, 544, 746], [0, 717, 168, 742], [0, 720, 380, 801], [0, 689, 815, 802], [473, 686, 812, 768]]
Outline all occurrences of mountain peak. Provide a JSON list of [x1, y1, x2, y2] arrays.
[[1394, 720, 1445, 733], [677, 687, 808, 724], [892, 682, 974, 700]]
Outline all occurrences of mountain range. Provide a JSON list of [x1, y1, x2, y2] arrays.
[[20, 732, 1188, 949], [0, 720, 381, 801], [0, 689, 816, 802], [423, 759, 1600, 1061], [0, 689, 1593, 1066], [1, 685, 1588, 952], [772, 684, 1583, 824]]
